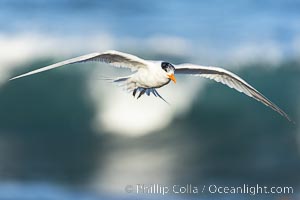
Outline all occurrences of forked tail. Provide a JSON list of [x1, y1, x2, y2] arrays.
[[101, 76, 169, 104], [132, 87, 169, 104]]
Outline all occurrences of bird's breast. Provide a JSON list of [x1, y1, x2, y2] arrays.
[[133, 70, 169, 88]]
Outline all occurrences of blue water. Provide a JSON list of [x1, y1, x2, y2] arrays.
[[1, 0, 300, 55], [0, 182, 296, 200], [0, 1, 300, 199]]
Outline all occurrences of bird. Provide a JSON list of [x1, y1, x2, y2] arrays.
[[9, 50, 292, 122]]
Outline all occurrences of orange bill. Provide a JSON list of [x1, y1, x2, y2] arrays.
[[168, 74, 176, 83]]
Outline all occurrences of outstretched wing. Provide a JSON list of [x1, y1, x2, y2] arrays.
[[9, 50, 148, 80], [175, 63, 292, 122]]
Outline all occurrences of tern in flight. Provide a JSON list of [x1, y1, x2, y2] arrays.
[[9, 50, 292, 122]]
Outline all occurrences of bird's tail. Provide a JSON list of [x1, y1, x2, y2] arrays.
[[98, 76, 169, 104], [132, 87, 170, 104]]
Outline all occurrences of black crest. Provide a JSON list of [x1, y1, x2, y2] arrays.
[[161, 62, 175, 72]]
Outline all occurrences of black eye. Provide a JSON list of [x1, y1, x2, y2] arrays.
[[161, 62, 173, 72]]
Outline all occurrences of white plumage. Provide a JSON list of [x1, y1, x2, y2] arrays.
[[9, 50, 292, 122]]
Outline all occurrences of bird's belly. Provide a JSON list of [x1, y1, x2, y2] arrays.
[[134, 73, 169, 88]]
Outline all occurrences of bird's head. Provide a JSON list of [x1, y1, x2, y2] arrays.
[[161, 62, 176, 83]]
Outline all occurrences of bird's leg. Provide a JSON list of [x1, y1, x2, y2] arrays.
[[132, 88, 137, 97], [137, 88, 146, 99]]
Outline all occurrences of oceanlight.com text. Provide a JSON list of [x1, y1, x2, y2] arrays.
[[125, 184, 294, 196]]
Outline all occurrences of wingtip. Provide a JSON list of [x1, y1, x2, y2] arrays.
[[8, 75, 22, 81], [289, 118, 296, 125], [9, 77, 17, 81], [283, 113, 295, 125]]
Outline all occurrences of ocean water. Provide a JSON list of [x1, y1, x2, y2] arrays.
[[1, 0, 300, 60], [0, 1, 299, 200]]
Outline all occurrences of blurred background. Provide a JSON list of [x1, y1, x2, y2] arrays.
[[0, 0, 300, 199]]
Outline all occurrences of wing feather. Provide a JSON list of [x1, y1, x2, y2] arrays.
[[175, 63, 292, 122], [9, 50, 148, 81]]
